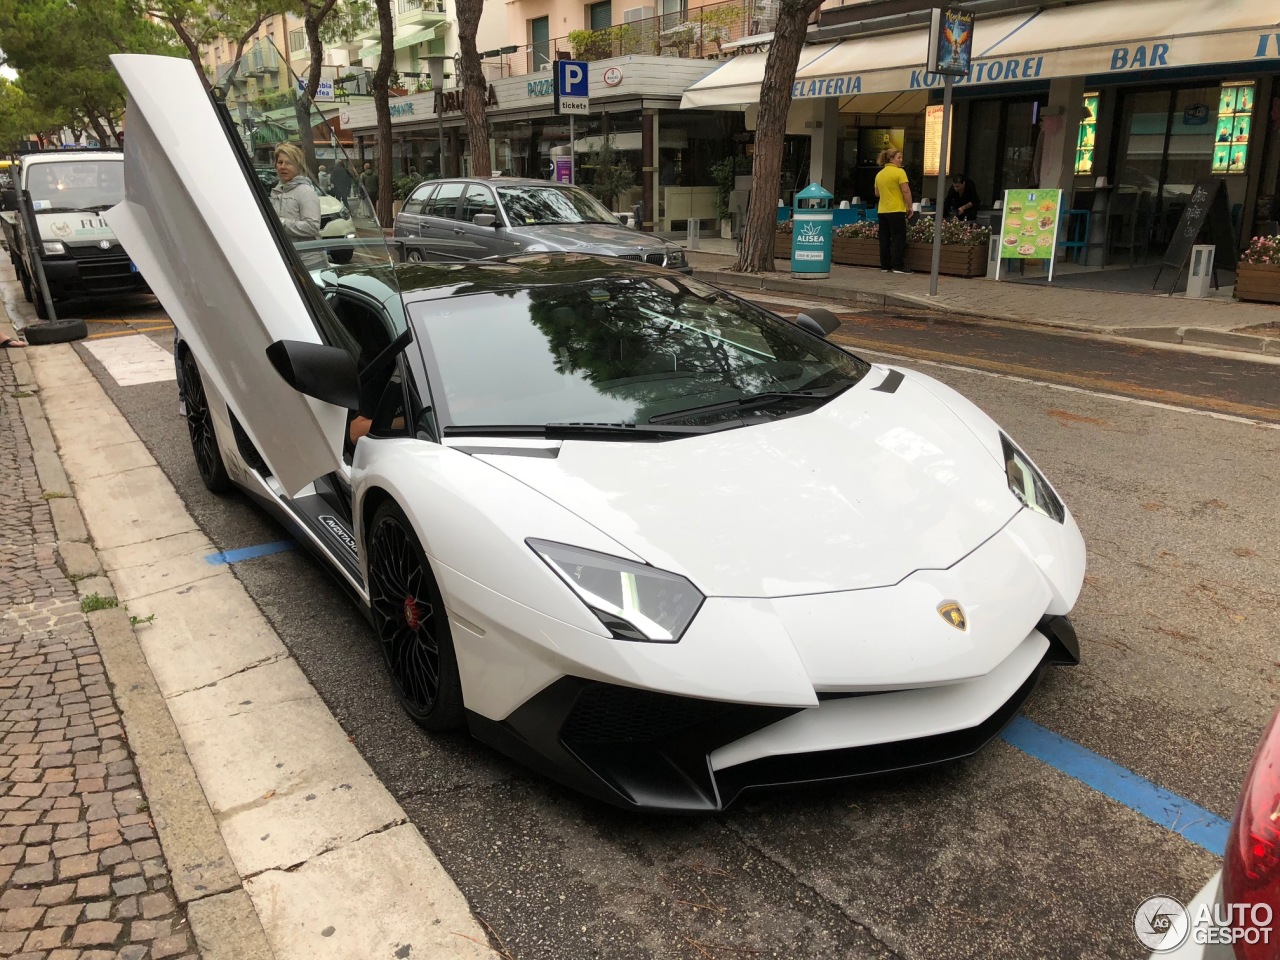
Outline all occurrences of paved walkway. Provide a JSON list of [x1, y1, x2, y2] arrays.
[[687, 248, 1280, 358], [0, 264, 494, 959], [0, 338, 207, 958]]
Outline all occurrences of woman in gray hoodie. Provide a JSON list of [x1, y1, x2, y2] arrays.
[[270, 143, 325, 268]]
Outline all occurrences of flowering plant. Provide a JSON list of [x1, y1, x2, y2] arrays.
[[834, 221, 879, 239], [776, 218, 793, 235], [907, 217, 991, 246], [1239, 234, 1280, 265]]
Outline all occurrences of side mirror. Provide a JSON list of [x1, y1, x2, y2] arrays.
[[794, 307, 840, 339], [266, 340, 359, 409], [473, 213, 497, 228]]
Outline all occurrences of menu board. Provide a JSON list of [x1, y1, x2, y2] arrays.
[[1213, 81, 1253, 174], [998, 189, 1063, 261], [923, 105, 944, 177], [1074, 93, 1098, 176]]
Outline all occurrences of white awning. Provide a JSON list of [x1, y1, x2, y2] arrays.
[[680, 43, 836, 108], [682, 0, 1280, 109]]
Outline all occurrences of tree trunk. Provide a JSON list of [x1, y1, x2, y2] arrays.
[[734, 0, 823, 274], [298, 2, 338, 178], [163, 17, 213, 92], [83, 113, 111, 149], [455, 0, 491, 177], [372, 0, 395, 227]]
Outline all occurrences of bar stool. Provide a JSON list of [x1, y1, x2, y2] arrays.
[[1058, 208, 1090, 264]]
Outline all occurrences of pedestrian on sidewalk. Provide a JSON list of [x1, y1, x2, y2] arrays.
[[360, 162, 380, 216], [943, 173, 980, 222], [331, 161, 354, 203], [875, 149, 913, 274]]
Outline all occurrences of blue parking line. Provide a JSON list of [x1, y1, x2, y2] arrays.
[[1001, 716, 1230, 857], [205, 540, 296, 565]]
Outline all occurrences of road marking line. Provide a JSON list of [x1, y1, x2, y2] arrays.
[[841, 340, 1280, 430], [205, 540, 296, 565], [86, 324, 174, 341], [1002, 717, 1230, 856], [82, 333, 177, 385]]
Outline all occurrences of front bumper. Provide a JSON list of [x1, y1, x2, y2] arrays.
[[468, 615, 1078, 812], [43, 248, 148, 298]]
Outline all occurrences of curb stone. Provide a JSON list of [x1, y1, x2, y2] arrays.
[[9, 343, 276, 960], [691, 267, 1280, 359]]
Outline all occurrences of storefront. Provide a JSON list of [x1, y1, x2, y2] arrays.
[[683, 0, 1280, 253], [342, 55, 744, 233]]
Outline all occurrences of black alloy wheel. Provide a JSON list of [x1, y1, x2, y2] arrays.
[[180, 351, 232, 494], [406, 248, 424, 263], [367, 500, 464, 730]]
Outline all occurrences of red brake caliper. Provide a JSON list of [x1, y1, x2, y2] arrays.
[[403, 596, 421, 631]]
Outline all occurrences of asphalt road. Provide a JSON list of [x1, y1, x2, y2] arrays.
[[65, 291, 1280, 960]]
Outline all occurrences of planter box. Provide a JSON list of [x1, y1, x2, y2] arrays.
[[776, 233, 985, 276], [1234, 262, 1280, 304], [832, 237, 880, 267], [906, 242, 986, 276]]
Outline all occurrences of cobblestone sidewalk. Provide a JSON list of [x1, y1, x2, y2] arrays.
[[0, 349, 200, 959]]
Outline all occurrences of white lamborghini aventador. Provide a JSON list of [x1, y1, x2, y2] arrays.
[[107, 53, 1085, 812]]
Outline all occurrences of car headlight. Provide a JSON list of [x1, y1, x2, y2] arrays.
[[42, 240, 66, 256], [528, 539, 704, 642], [665, 247, 686, 267], [1001, 433, 1064, 523]]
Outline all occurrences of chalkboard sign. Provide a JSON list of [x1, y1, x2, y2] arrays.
[[1161, 178, 1237, 274]]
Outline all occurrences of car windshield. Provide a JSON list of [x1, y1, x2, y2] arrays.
[[497, 184, 618, 226], [412, 274, 870, 433], [27, 160, 123, 213]]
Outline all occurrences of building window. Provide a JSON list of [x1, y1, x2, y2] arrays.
[[530, 16, 550, 72], [289, 28, 307, 54], [398, 0, 422, 12], [588, 1, 612, 30]]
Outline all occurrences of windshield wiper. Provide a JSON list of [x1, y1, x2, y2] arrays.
[[444, 422, 706, 441], [648, 384, 851, 425]]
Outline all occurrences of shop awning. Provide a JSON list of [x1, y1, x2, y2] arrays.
[[681, 43, 836, 108], [682, 0, 1280, 108], [359, 24, 446, 62]]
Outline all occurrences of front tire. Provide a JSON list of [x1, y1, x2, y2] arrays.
[[180, 351, 232, 494], [367, 500, 464, 730]]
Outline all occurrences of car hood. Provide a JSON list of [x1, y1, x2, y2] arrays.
[[469, 371, 1020, 597], [523, 222, 670, 254]]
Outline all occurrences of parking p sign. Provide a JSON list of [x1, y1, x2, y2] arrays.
[[555, 60, 589, 116]]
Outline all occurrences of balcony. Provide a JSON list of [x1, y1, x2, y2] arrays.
[[478, 0, 775, 80], [397, 0, 448, 27], [243, 41, 281, 76]]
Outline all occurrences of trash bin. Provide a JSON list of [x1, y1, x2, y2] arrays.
[[791, 183, 834, 279], [1185, 244, 1215, 298]]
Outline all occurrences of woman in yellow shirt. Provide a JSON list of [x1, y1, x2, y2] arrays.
[[874, 149, 914, 273]]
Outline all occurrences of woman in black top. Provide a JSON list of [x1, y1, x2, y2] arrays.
[[943, 174, 980, 221]]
